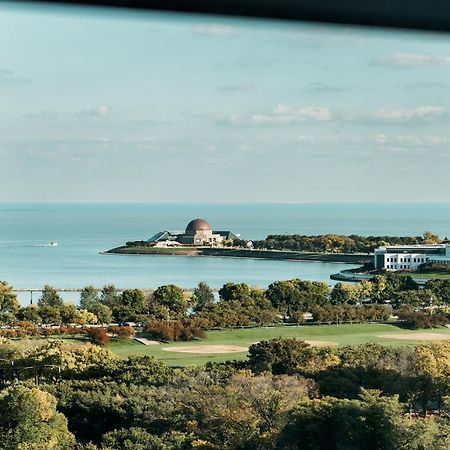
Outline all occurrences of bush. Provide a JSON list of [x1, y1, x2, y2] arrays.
[[107, 325, 135, 339], [144, 320, 207, 342], [86, 327, 110, 346], [396, 309, 448, 329]]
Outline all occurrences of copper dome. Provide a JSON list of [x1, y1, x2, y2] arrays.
[[185, 218, 212, 235]]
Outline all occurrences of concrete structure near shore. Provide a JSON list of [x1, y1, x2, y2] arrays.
[[148, 218, 239, 247], [374, 243, 450, 270]]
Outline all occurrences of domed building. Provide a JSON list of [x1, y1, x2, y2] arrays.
[[147, 218, 238, 247], [185, 218, 212, 235]]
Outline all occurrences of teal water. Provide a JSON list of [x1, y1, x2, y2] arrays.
[[1, 204, 449, 303]]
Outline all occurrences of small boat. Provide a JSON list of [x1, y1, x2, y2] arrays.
[[49, 242, 59, 247]]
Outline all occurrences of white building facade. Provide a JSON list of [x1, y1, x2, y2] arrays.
[[374, 244, 450, 270]]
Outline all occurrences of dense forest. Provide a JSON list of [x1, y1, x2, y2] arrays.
[[245, 231, 444, 253], [0, 338, 449, 449]]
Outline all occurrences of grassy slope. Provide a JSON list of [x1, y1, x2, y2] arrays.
[[409, 271, 450, 279], [108, 323, 450, 366]]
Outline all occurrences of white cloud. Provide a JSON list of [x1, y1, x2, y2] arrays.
[[374, 106, 448, 122], [78, 105, 111, 118], [374, 134, 448, 146], [376, 53, 450, 66], [220, 104, 448, 127], [375, 134, 388, 144], [22, 106, 111, 120], [223, 104, 332, 125], [194, 24, 237, 36], [217, 82, 255, 91], [306, 81, 349, 92]]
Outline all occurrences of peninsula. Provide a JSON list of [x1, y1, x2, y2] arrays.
[[104, 217, 372, 264]]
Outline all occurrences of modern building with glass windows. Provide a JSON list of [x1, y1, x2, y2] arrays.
[[374, 244, 450, 270]]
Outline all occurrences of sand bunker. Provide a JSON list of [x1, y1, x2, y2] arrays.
[[377, 333, 450, 341], [163, 345, 248, 354], [134, 338, 160, 346]]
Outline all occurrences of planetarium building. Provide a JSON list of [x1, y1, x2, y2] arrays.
[[147, 218, 238, 246]]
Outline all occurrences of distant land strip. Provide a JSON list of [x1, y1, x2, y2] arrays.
[[103, 246, 372, 265]]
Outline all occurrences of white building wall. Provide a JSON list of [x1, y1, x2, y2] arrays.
[[383, 253, 429, 270]]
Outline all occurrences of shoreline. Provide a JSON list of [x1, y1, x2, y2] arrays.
[[102, 246, 372, 265]]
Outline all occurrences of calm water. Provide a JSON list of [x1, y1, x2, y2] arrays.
[[1, 203, 449, 304]]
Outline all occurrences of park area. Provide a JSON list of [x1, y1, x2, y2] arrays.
[[107, 323, 450, 366]]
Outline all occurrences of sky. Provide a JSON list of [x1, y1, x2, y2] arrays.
[[1, 3, 450, 203]]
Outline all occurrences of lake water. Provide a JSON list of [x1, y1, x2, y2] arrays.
[[1, 203, 449, 304]]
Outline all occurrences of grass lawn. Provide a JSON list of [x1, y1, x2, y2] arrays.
[[107, 323, 450, 366], [409, 271, 450, 279]]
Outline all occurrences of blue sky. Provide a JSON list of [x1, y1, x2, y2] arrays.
[[1, 3, 450, 202]]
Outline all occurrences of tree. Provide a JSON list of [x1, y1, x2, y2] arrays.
[[219, 282, 253, 302], [77, 309, 98, 325], [60, 304, 80, 325], [100, 284, 118, 308], [330, 283, 359, 305], [278, 389, 407, 450], [0, 384, 75, 450], [112, 289, 148, 322], [266, 280, 303, 315], [248, 338, 315, 374], [102, 428, 191, 450], [153, 285, 189, 319], [0, 281, 20, 325], [423, 231, 440, 244], [192, 281, 214, 312], [38, 285, 63, 308], [425, 279, 450, 305], [79, 285, 100, 311], [39, 305, 62, 325], [91, 303, 112, 325], [17, 305, 41, 324], [27, 340, 116, 375], [266, 279, 329, 314], [288, 310, 306, 326]]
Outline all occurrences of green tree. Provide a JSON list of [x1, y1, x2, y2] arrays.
[[17, 305, 41, 324], [266, 279, 329, 314], [0, 281, 20, 325], [0, 384, 75, 450], [248, 338, 316, 374], [330, 282, 359, 305], [278, 389, 407, 450], [100, 284, 118, 308], [38, 305, 62, 325], [113, 289, 148, 322], [153, 285, 188, 319], [38, 285, 63, 308], [192, 281, 214, 312], [79, 285, 100, 311], [60, 304, 80, 325], [425, 279, 450, 305], [91, 303, 112, 324]]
